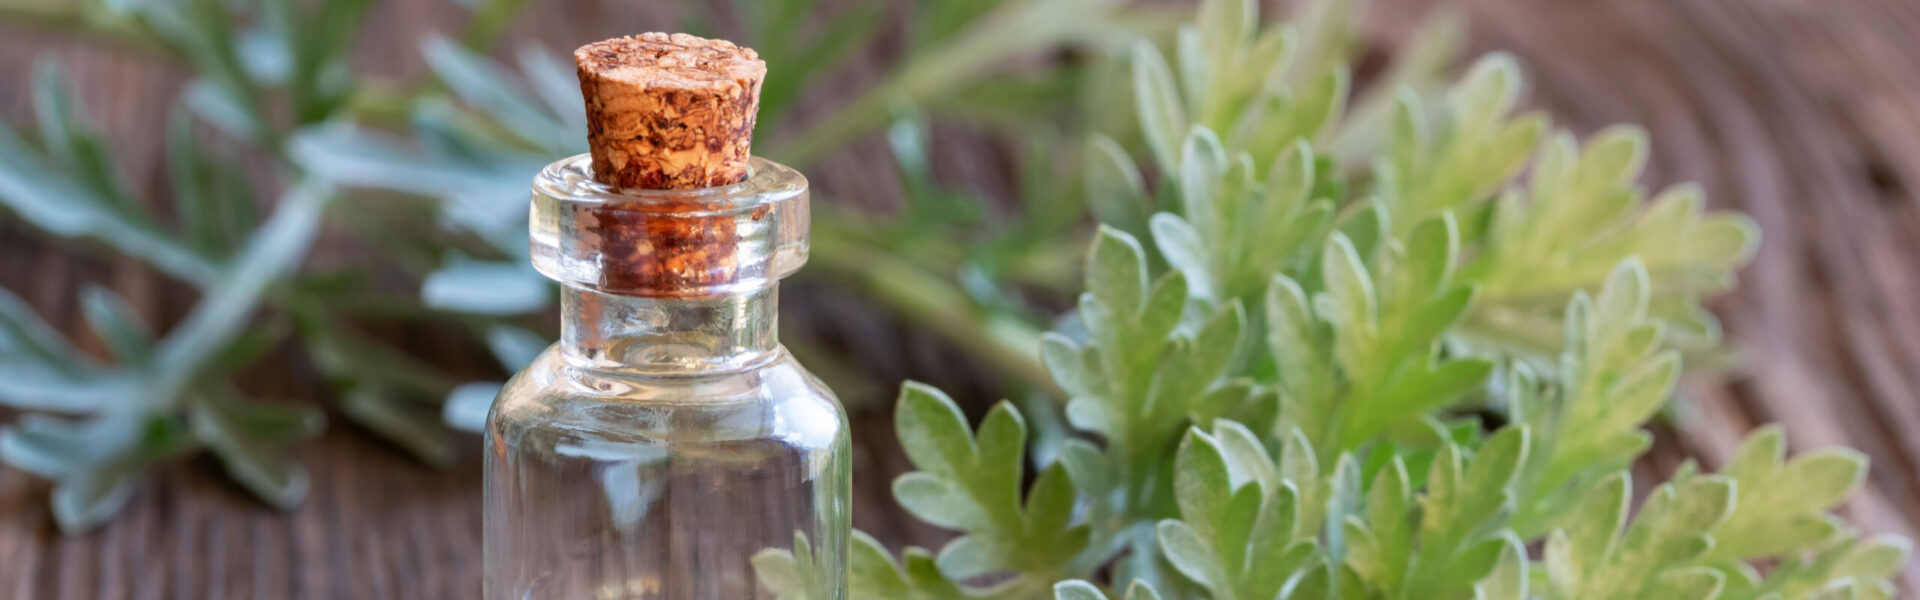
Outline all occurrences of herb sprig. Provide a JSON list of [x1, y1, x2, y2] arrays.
[[754, 0, 1905, 598]]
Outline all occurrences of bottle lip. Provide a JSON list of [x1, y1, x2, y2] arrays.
[[529, 153, 811, 297], [532, 153, 805, 214]]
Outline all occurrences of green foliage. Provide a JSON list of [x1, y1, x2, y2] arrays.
[[1047, 228, 1254, 519], [753, 533, 836, 600], [1709, 427, 1866, 561], [892, 383, 1093, 584], [1265, 215, 1489, 454], [1154, 422, 1334, 600], [1346, 428, 1529, 600], [1541, 471, 1734, 598], [1509, 260, 1678, 535], [1460, 128, 1760, 360], [0, 0, 476, 530], [1374, 55, 1545, 237], [753, 0, 1899, 599], [0, 0, 1148, 530]]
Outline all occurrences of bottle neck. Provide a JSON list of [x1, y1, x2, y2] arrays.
[[559, 284, 780, 374]]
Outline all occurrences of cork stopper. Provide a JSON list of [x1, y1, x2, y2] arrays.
[[562, 33, 782, 297], [575, 32, 765, 189]]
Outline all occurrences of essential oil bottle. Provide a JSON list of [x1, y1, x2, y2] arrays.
[[483, 33, 849, 600]]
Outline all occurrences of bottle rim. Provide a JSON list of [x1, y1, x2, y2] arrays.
[[528, 153, 810, 297]]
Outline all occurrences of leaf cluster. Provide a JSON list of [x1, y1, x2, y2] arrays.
[[755, 0, 1903, 598], [0, 0, 431, 531]]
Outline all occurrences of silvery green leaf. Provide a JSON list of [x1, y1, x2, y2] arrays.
[[420, 35, 573, 152], [189, 390, 321, 508], [1196, 0, 1253, 83], [847, 531, 911, 598], [1085, 135, 1151, 237], [1726, 534, 1908, 600], [1133, 41, 1189, 173], [1267, 276, 1335, 436], [1088, 227, 1149, 320], [1154, 423, 1326, 600], [1151, 213, 1215, 302], [442, 382, 502, 433], [341, 387, 454, 467], [1708, 426, 1866, 560], [486, 325, 550, 371], [52, 460, 141, 533], [1374, 54, 1544, 236], [882, 383, 1094, 591], [1057, 438, 1108, 497], [1460, 122, 1758, 365], [289, 123, 516, 199], [1642, 567, 1726, 600], [236, 21, 292, 84], [752, 548, 805, 598], [0, 287, 87, 370], [1042, 333, 1095, 401], [1176, 128, 1227, 221], [753, 532, 830, 600], [23, 412, 195, 533], [0, 122, 216, 284], [1541, 470, 1739, 598], [1513, 260, 1680, 536], [154, 181, 330, 395], [167, 107, 252, 255], [0, 363, 138, 412], [1350, 430, 1525, 598], [421, 260, 550, 315], [1055, 580, 1109, 600], [81, 286, 154, 366], [515, 45, 588, 133], [0, 414, 98, 477], [1471, 535, 1529, 600], [32, 58, 135, 207], [183, 79, 262, 142]]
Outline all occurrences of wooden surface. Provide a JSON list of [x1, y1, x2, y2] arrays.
[[3, 0, 1918, 597]]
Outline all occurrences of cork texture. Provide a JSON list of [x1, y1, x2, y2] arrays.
[[575, 32, 765, 190], [572, 33, 768, 296]]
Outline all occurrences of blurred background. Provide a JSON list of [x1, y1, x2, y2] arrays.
[[0, 0, 1915, 596]]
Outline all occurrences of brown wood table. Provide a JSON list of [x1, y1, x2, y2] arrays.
[[2, 0, 1916, 597]]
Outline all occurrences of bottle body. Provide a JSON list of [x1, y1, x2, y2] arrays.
[[486, 155, 846, 599], [484, 337, 849, 599]]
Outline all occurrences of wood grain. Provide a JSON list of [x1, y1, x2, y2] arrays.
[[2, 0, 1916, 597]]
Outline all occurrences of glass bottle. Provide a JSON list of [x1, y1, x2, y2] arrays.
[[484, 154, 849, 600]]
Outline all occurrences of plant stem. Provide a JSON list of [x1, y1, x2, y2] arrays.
[[768, 0, 1138, 166], [808, 231, 1059, 397]]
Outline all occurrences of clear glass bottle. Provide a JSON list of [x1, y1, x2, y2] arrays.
[[485, 154, 849, 600]]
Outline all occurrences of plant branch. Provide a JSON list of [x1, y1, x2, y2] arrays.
[[808, 230, 1058, 397]]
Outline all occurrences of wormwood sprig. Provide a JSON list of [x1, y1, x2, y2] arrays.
[[0, 0, 522, 529], [1460, 128, 1759, 360], [756, 0, 1903, 598], [0, 2, 364, 530]]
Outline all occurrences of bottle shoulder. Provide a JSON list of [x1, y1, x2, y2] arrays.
[[488, 345, 845, 449]]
